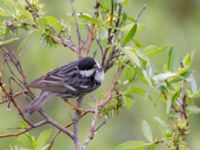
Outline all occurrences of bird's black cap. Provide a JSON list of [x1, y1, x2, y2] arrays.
[[78, 57, 96, 70]]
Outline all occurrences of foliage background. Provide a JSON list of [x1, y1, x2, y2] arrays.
[[0, 0, 200, 149]]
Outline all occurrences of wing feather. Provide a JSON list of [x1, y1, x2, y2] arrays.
[[28, 61, 78, 93]]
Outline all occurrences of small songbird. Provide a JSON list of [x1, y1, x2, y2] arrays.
[[24, 57, 104, 114]]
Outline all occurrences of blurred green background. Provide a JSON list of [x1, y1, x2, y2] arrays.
[[0, 0, 200, 149]]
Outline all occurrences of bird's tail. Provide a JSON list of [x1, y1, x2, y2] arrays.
[[23, 90, 53, 115]]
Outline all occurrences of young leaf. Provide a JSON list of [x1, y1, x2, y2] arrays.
[[0, 37, 19, 45], [187, 105, 200, 114], [114, 141, 149, 150], [36, 129, 52, 150], [123, 96, 134, 108], [183, 53, 193, 68], [123, 47, 141, 67], [79, 12, 100, 24], [166, 97, 172, 114], [154, 116, 168, 128], [17, 134, 35, 149], [188, 75, 198, 94], [121, 23, 137, 45], [116, 0, 129, 5], [126, 87, 146, 96], [153, 72, 176, 82], [141, 120, 153, 142], [142, 45, 169, 56], [167, 47, 179, 72]]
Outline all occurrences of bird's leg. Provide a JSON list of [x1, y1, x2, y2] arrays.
[[64, 99, 83, 115]]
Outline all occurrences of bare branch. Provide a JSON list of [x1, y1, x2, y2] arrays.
[[70, 0, 82, 58], [47, 110, 91, 150], [72, 97, 83, 150], [82, 101, 99, 150], [136, 5, 146, 22], [0, 82, 33, 127], [39, 111, 74, 139], [0, 120, 47, 138]]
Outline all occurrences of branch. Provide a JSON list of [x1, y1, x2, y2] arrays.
[[24, 0, 39, 19], [0, 120, 47, 138], [70, 0, 82, 58], [82, 101, 99, 150], [98, 65, 125, 109], [47, 110, 92, 150], [39, 111, 74, 139], [47, 24, 77, 53], [72, 97, 83, 150], [0, 82, 33, 127], [82, 0, 100, 57], [101, 0, 115, 66]]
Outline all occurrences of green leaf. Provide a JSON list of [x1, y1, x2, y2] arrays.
[[123, 47, 141, 67], [133, 38, 143, 47], [121, 23, 137, 45], [36, 129, 52, 150], [121, 23, 144, 33], [166, 97, 172, 114], [114, 141, 149, 150], [19, 121, 29, 128], [45, 16, 62, 31], [183, 53, 193, 68], [79, 13, 100, 24], [124, 66, 136, 82], [142, 45, 169, 56], [141, 120, 153, 142], [99, 0, 111, 10], [17, 134, 36, 149], [171, 88, 181, 102], [0, 37, 19, 45], [177, 69, 192, 79], [123, 96, 134, 108], [154, 116, 168, 128], [116, 0, 129, 5], [187, 105, 200, 114], [153, 72, 176, 82], [126, 88, 146, 96], [189, 93, 200, 99], [167, 47, 179, 72], [188, 75, 198, 94], [37, 16, 62, 31], [147, 143, 155, 150], [0, 7, 8, 16]]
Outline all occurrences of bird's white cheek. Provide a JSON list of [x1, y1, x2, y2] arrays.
[[80, 69, 94, 77], [95, 71, 104, 83]]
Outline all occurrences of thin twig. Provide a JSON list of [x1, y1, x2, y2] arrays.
[[24, 0, 39, 19], [82, 101, 99, 150], [0, 83, 33, 127], [70, 0, 82, 58], [101, 0, 114, 66], [0, 120, 47, 138], [39, 111, 74, 139], [136, 5, 147, 22], [47, 24, 77, 53]]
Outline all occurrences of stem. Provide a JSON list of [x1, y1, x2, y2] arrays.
[[73, 97, 83, 150]]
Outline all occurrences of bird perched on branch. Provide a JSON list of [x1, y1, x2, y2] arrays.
[[24, 57, 104, 114]]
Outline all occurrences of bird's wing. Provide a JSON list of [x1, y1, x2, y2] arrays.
[[28, 61, 78, 93]]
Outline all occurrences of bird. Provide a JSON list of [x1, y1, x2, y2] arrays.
[[24, 57, 104, 114]]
